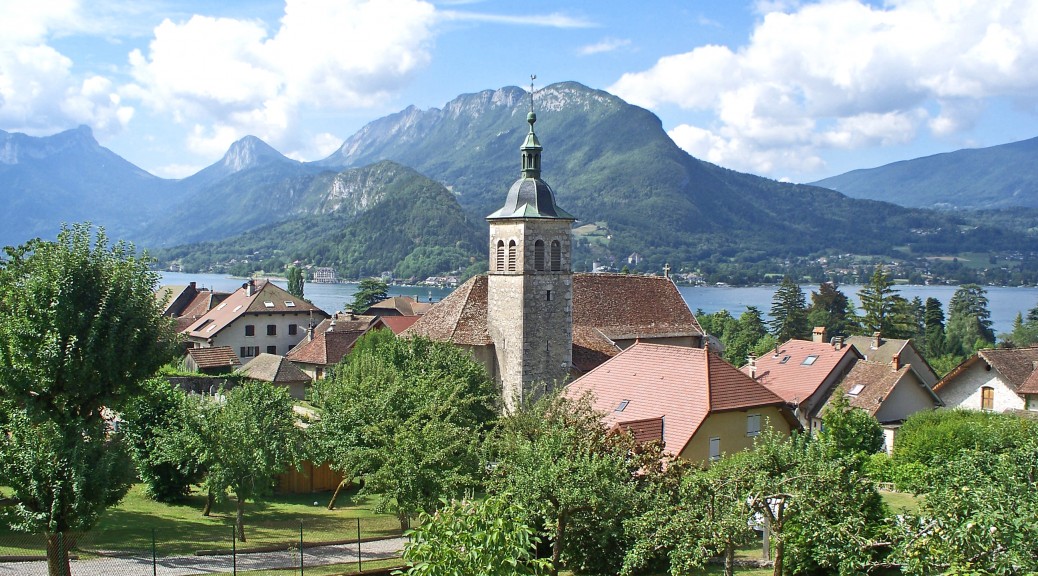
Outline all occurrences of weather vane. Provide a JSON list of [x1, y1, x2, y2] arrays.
[[529, 74, 537, 112]]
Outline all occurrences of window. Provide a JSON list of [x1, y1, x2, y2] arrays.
[[778, 355, 791, 364], [848, 384, 865, 396], [546, 290, 552, 301], [615, 400, 630, 412], [534, 240, 545, 271], [507, 240, 517, 272], [240, 346, 259, 358], [709, 437, 721, 461], [981, 386, 994, 411], [245, 324, 255, 337], [267, 324, 277, 336], [496, 240, 505, 271], [284, 301, 296, 307], [266, 345, 277, 355], [263, 301, 275, 308], [550, 240, 561, 271], [747, 414, 761, 437], [288, 324, 298, 336], [802, 355, 818, 366]]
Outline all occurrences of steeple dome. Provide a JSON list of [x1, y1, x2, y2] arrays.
[[486, 85, 574, 221]]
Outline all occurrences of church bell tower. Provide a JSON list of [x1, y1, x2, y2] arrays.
[[486, 80, 575, 410]]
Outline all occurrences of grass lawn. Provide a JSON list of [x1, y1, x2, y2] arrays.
[[0, 483, 403, 559], [880, 489, 921, 514]]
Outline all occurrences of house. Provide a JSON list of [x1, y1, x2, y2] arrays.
[[285, 312, 383, 380], [401, 107, 703, 409], [563, 342, 798, 462], [157, 281, 230, 332], [844, 332, 939, 388], [366, 295, 433, 317], [932, 347, 1038, 412], [742, 338, 862, 432], [380, 315, 421, 335], [238, 353, 312, 399], [182, 279, 328, 363], [830, 357, 943, 453], [183, 346, 241, 375], [312, 267, 337, 283]]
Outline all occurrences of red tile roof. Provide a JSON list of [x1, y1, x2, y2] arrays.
[[564, 343, 787, 456], [183, 280, 326, 339], [610, 417, 664, 445], [285, 313, 379, 367], [186, 346, 241, 370], [935, 346, 1038, 395], [369, 296, 433, 316], [1019, 367, 1038, 395], [239, 353, 311, 383], [402, 274, 703, 371], [744, 339, 861, 405], [380, 315, 421, 335], [836, 361, 912, 417]]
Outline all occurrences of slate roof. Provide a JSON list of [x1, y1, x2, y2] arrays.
[[402, 273, 703, 372], [934, 346, 1038, 395], [239, 353, 311, 383], [285, 313, 380, 367], [182, 280, 326, 340], [186, 346, 241, 371], [564, 343, 789, 456], [836, 361, 913, 417], [744, 339, 862, 405]]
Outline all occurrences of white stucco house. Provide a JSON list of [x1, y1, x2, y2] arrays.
[[932, 347, 1038, 413]]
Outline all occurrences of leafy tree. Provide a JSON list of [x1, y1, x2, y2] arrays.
[[768, 276, 809, 341], [399, 493, 552, 576], [721, 306, 769, 366], [310, 330, 496, 525], [120, 378, 202, 502], [489, 393, 646, 576], [192, 382, 301, 541], [818, 395, 884, 459], [945, 283, 995, 356], [0, 224, 176, 576], [348, 277, 389, 313], [806, 282, 855, 339], [922, 297, 946, 358], [287, 265, 305, 299]]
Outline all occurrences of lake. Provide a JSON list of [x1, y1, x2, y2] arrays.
[[160, 272, 1038, 337]]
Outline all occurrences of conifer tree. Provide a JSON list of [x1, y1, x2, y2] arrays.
[[806, 282, 855, 338], [922, 297, 947, 358], [946, 284, 995, 356], [769, 276, 809, 341]]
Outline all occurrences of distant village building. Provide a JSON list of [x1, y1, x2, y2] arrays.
[[182, 279, 328, 364], [311, 267, 337, 283], [404, 101, 703, 409]]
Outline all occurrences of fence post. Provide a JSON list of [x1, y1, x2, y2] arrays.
[[299, 521, 304, 576], [357, 518, 362, 573], [152, 528, 157, 576], [232, 525, 237, 576]]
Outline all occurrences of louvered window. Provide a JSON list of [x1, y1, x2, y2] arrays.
[[550, 240, 561, 271], [507, 240, 517, 272], [534, 240, 545, 271], [496, 240, 505, 271]]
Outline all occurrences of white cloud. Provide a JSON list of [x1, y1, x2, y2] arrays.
[[611, 0, 1038, 178], [440, 10, 594, 28], [578, 38, 632, 56], [127, 0, 437, 155], [0, 1, 130, 136]]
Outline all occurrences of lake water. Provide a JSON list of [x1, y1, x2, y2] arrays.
[[160, 272, 1038, 337]]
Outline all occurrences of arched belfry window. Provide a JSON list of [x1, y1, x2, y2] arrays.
[[496, 240, 505, 272], [507, 240, 517, 272], [534, 240, 545, 271], [550, 240, 561, 272]]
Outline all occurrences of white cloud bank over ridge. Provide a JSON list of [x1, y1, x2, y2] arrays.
[[610, 0, 1038, 178]]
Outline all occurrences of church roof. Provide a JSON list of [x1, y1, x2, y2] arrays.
[[486, 109, 573, 220], [401, 273, 704, 371]]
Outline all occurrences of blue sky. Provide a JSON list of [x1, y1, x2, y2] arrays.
[[2, 0, 1037, 182]]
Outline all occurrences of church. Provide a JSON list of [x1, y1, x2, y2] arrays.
[[403, 99, 703, 409]]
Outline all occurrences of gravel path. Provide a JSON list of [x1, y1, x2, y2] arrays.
[[0, 536, 406, 576]]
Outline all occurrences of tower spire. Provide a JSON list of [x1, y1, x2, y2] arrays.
[[521, 74, 542, 179]]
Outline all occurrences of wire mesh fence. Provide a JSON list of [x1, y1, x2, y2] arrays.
[[0, 516, 407, 576]]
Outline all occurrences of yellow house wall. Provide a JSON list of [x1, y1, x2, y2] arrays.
[[679, 407, 792, 463]]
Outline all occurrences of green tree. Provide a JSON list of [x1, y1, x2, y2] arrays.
[[310, 330, 496, 525], [818, 395, 884, 459], [400, 493, 552, 576], [287, 265, 305, 299], [722, 306, 769, 366], [922, 297, 946, 358], [945, 283, 995, 356], [768, 276, 809, 341], [349, 277, 389, 313], [857, 267, 915, 338], [193, 382, 301, 541], [806, 282, 855, 339], [0, 224, 176, 576]]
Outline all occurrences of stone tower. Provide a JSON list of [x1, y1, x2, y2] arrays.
[[486, 98, 575, 410]]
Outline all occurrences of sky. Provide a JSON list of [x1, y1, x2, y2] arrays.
[[2, 0, 1037, 182]]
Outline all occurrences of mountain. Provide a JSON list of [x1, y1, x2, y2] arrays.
[[153, 161, 484, 280], [0, 126, 178, 247], [315, 81, 1033, 272], [810, 136, 1038, 210]]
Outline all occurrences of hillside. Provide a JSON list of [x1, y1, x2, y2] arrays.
[[152, 161, 484, 280], [811, 136, 1038, 210], [0, 126, 177, 246]]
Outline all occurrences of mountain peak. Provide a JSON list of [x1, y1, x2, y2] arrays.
[[221, 135, 290, 172]]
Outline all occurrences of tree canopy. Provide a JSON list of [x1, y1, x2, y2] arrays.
[[768, 276, 809, 342], [348, 278, 389, 313], [945, 283, 995, 356]]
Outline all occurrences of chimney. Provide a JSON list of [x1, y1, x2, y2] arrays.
[[244, 279, 255, 297], [307, 323, 314, 342], [831, 336, 844, 350], [189, 281, 196, 291], [812, 326, 827, 343], [747, 354, 757, 379], [892, 353, 901, 371], [872, 331, 882, 349]]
